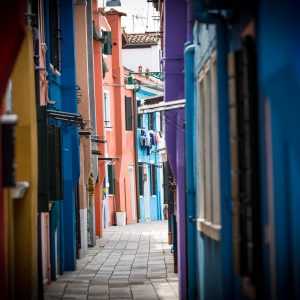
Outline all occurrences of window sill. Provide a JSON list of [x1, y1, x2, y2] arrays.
[[196, 218, 221, 241], [105, 127, 113, 132]]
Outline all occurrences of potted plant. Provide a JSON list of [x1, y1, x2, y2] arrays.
[[116, 210, 126, 226]]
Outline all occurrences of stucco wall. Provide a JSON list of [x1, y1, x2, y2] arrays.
[[122, 45, 161, 73]]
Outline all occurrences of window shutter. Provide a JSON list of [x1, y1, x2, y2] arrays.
[[228, 37, 260, 280], [148, 113, 155, 130], [37, 106, 49, 212], [49, 0, 61, 71], [102, 31, 112, 55], [137, 100, 143, 128], [48, 125, 63, 201], [54, 126, 63, 200], [150, 165, 157, 196], [125, 96, 133, 131], [48, 125, 56, 200], [108, 164, 115, 195]]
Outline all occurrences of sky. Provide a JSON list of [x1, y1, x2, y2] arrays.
[[100, 0, 160, 33]]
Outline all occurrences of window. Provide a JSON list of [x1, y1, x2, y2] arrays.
[[137, 100, 143, 128], [49, 0, 61, 72], [107, 164, 115, 195], [125, 96, 133, 131], [150, 164, 157, 196], [48, 125, 63, 201], [228, 37, 260, 278], [102, 30, 112, 55], [197, 51, 221, 241], [138, 163, 144, 196], [104, 90, 111, 128], [160, 111, 163, 132], [148, 113, 155, 130]]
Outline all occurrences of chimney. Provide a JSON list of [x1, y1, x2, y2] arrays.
[[138, 65, 142, 76], [145, 67, 150, 79]]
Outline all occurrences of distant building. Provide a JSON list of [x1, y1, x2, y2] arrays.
[[122, 32, 162, 75]]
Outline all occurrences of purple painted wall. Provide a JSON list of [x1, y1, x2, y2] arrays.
[[164, 0, 187, 298]]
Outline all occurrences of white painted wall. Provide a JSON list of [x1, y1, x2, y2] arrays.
[[122, 45, 161, 73]]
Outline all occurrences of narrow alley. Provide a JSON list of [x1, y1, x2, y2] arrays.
[[44, 221, 178, 300], [1, 0, 300, 299]]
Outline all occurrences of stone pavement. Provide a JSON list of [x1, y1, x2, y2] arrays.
[[44, 221, 178, 300]]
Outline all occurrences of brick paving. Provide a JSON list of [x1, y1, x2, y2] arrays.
[[44, 221, 178, 300]]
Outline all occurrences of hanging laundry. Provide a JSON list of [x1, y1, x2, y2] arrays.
[[145, 129, 151, 147], [155, 132, 160, 144]]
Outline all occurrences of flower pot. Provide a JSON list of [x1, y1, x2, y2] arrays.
[[116, 211, 126, 226]]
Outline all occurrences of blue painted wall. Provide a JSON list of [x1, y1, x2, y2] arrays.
[[257, 1, 300, 298], [136, 89, 162, 222], [44, 0, 79, 275], [187, 19, 236, 299], [186, 1, 300, 299]]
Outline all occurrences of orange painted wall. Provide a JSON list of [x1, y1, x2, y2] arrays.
[[103, 10, 137, 225]]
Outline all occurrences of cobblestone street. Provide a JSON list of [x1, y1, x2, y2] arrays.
[[44, 221, 178, 300]]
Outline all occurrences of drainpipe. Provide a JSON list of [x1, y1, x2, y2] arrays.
[[184, 42, 196, 299], [133, 89, 140, 222]]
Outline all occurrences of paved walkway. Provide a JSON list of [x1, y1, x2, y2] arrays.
[[44, 221, 178, 300]]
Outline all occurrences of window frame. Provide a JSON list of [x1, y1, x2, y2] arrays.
[[196, 51, 221, 241]]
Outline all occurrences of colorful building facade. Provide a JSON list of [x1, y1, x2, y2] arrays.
[[158, 0, 300, 299]]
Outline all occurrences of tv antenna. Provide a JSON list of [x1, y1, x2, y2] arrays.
[[132, 9, 146, 33]]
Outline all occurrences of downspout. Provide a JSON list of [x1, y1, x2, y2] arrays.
[[184, 42, 196, 299], [133, 89, 140, 222]]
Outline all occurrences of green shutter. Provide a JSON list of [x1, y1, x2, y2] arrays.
[[102, 31, 112, 55], [125, 96, 132, 131], [37, 106, 49, 212], [108, 164, 115, 195]]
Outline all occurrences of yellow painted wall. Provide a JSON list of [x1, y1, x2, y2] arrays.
[[3, 26, 38, 300]]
